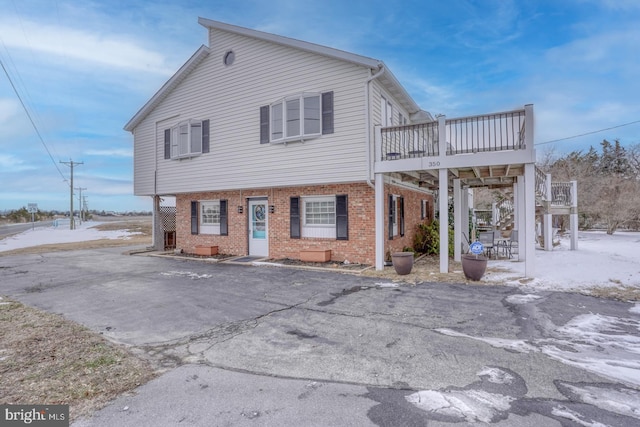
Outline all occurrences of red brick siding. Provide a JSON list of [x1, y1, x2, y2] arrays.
[[175, 182, 433, 265]]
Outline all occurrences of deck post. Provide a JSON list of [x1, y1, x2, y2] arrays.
[[375, 172, 385, 270], [524, 163, 536, 277], [461, 186, 470, 253], [453, 178, 462, 262], [570, 180, 578, 250], [152, 195, 162, 251], [439, 168, 449, 273], [544, 173, 553, 251]]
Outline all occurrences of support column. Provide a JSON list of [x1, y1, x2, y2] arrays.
[[570, 180, 578, 250], [439, 168, 449, 273], [375, 173, 385, 270], [461, 186, 470, 253], [453, 178, 462, 262], [153, 195, 163, 251], [513, 181, 520, 233], [524, 163, 536, 277], [544, 173, 553, 251]]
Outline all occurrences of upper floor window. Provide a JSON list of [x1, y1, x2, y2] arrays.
[[164, 119, 210, 160], [260, 91, 333, 144]]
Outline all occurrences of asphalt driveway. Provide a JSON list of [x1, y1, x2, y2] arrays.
[[1, 247, 639, 426]]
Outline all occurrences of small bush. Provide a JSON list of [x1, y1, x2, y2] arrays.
[[413, 220, 454, 256]]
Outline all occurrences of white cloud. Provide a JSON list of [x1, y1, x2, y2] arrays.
[[84, 149, 132, 158], [0, 154, 36, 172], [0, 98, 21, 125], [0, 19, 174, 75]]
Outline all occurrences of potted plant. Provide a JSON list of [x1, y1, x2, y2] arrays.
[[461, 241, 487, 281], [391, 250, 414, 275]]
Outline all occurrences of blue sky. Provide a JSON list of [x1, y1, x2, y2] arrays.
[[1, 0, 638, 212]]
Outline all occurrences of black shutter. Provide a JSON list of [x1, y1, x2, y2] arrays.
[[321, 91, 334, 135], [421, 199, 425, 220], [202, 119, 210, 153], [336, 194, 348, 240], [220, 199, 228, 236], [191, 201, 199, 235], [164, 129, 171, 159], [388, 195, 393, 240], [290, 197, 301, 239], [400, 196, 405, 237], [260, 106, 270, 144]]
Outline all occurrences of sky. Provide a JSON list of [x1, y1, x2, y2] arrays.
[[1, 0, 639, 212]]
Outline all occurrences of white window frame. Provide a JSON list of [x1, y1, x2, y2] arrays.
[[270, 93, 321, 144], [301, 196, 336, 238], [171, 119, 202, 159], [200, 200, 221, 235], [381, 96, 393, 127]]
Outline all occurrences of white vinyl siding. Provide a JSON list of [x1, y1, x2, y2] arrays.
[[131, 28, 397, 196]]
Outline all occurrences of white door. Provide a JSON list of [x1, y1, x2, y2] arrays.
[[248, 199, 268, 256]]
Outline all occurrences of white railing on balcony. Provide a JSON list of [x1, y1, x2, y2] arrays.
[[380, 121, 439, 160], [380, 108, 527, 160], [446, 109, 526, 155], [495, 198, 514, 228], [551, 182, 573, 206]]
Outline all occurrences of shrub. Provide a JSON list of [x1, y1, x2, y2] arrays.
[[413, 220, 454, 256]]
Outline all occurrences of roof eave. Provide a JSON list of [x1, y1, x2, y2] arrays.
[[198, 17, 382, 70], [124, 45, 211, 132]]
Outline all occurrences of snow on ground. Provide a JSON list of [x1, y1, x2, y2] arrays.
[[485, 231, 640, 292], [0, 221, 139, 252]]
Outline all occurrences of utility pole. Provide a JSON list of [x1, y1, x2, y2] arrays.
[[82, 195, 89, 221], [75, 187, 87, 224], [60, 160, 83, 230]]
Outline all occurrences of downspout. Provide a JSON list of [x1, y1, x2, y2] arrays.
[[365, 65, 385, 189]]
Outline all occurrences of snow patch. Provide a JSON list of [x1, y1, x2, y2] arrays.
[[630, 304, 640, 315], [559, 382, 640, 420], [405, 389, 514, 423], [551, 405, 608, 427], [477, 367, 514, 384], [160, 271, 213, 280], [505, 294, 542, 305], [375, 282, 399, 288]]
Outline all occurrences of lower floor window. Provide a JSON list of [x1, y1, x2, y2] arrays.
[[302, 196, 336, 238], [200, 200, 221, 234]]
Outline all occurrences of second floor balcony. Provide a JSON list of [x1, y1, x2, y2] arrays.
[[374, 105, 536, 187]]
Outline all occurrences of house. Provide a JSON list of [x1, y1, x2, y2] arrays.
[[125, 18, 578, 276]]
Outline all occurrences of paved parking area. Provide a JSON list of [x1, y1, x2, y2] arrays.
[[2, 247, 640, 426]]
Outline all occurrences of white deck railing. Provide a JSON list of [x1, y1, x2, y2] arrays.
[[380, 108, 527, 160]]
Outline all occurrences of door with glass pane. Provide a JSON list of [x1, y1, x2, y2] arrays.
[[248, 199, 268, 256]]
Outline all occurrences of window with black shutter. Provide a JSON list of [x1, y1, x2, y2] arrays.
[[191, 201, 199, 235], [290, 197, 301, 238], [336, 194, 348, 240], [219, 199, 228, 236]]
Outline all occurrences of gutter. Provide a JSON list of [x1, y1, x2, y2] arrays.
[[365, 65, 385, 189]]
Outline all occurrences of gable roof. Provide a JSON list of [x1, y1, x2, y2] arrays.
[[125, 18, 428, 132], [124, 45, 210, 132]]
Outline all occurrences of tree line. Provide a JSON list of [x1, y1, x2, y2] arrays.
[[539, 139, 640, 234]]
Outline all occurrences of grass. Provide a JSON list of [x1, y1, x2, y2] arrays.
[[0, 298, 156, 421]]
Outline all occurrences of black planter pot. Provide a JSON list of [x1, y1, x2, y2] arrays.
[[461, 254, 488, 281]]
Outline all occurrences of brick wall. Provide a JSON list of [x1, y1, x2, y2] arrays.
[[175, 181, 433, 265]]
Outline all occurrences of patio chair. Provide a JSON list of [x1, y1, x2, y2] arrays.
[[507, 230, 518, 258], [478, 231, 495, 259]]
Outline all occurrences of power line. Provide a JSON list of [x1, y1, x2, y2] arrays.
[[0, 58, 68, 184], [536, 119, 640, 146]]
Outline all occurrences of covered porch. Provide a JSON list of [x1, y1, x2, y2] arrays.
[[373, 104, 578, 278]]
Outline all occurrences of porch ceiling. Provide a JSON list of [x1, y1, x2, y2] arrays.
[[392, 163, 525, 191]]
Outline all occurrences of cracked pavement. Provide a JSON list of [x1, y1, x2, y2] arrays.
[[2, 247, 640, 426]]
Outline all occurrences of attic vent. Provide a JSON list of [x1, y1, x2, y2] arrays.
[[223, 50, 235, 66]]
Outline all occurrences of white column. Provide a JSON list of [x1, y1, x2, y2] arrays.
[[570, 180, 579, 250], [375, 173, 385, 270], [461, 186, 470, 253], [453, 178, 462, 262], [513, 181, 519, 232], [524, 163, 536, 277], [544, 173, 552, 251], [153, 195, 162, 251], [439, 168, 449, 273]]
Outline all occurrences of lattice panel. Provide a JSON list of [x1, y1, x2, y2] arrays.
[[159, 206, 176, 232]]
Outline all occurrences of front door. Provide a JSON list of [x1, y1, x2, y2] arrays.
[[248, 199, 268, 257]]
